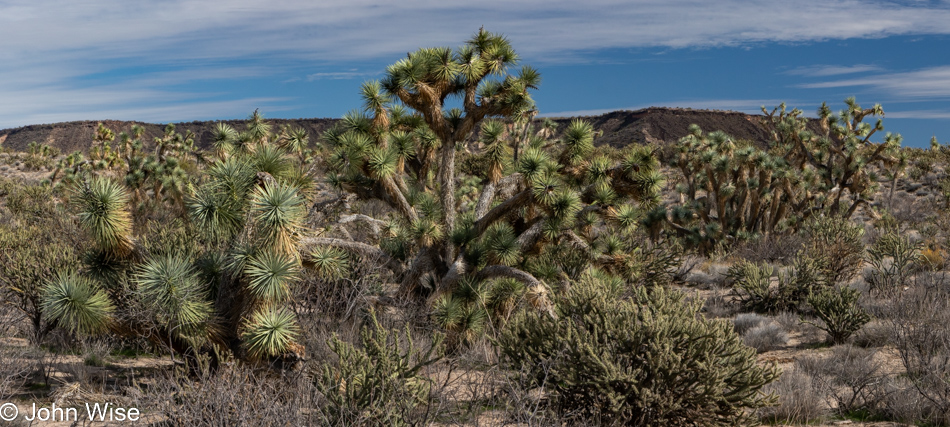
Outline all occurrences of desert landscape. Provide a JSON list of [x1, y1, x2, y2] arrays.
[[1, 29, 949, 427]]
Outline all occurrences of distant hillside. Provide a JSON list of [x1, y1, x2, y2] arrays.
[[0, 108, 772, 154], [548, 107, 771, 148]]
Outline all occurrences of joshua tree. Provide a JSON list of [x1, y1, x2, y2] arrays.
[[665, 98, 903, 248], [312, 28, 665, 306]]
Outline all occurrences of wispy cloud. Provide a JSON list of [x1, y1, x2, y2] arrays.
[[2, 98, 293, 128], [886, 109, 950, 119], [800, 66, 950, 98], [4, 0, 950, 127], [784, 64, 883, 77], [4, 1, 950, 62], [306, 71, 379, 81]]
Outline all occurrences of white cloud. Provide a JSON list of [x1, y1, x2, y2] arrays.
[[886, 109, 950, 119], [0, 97, 293, 129], [4, 0, 950, 127], [306, 71, 380, 81], [800, 66, 950, 98], [784, 64, 884, 77], [4, 0, 950, 62]]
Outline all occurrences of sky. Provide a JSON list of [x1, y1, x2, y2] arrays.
[[2, 0, 950, 147]]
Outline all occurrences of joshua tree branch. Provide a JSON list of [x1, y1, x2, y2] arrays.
[[472, 189, 532, 237], [475, 265, 542, 288]]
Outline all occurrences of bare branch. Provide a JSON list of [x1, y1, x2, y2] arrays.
[[299, 237, 404, 276], [475, 265, 542, 288]]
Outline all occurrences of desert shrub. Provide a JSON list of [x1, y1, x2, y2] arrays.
[[733, 232, 805, 264], [757, 369, 826, 424], [671, 254, 703, 284], [796, 345, 887, 416], [888, 191, 936, 226], [865, 229, 919, 296], [728, 254, 830, 313], [733, 312, 769, 335], [804, 286, 871, 344], [0, 344, 37, 399], [728, 260, 782, 313], [702, 285, 741, 319], [801, 216, 865, 285], [851, 320, 893, 348], [742, 322, 789, 353], [917, 240, 946, 270], [313, 311, 444, 426], [0, 184, 83, 343], [143, 364, 311, 426], [886, 273, 950, 425], [499, 271, 779, 426]]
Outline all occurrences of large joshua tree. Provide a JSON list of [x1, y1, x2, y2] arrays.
[[311, 28, 665, 299]]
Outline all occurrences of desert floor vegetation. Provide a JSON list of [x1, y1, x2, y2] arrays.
[[2, 28, 950, 427]]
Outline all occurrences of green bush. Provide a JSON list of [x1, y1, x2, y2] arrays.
[[865, 229, 919, 297], [728, 253, 830, 313], [805, 286, 871, 344], [314, 311, 444, 426], [498, 270, 780, 425], [0, 184, 83, 342], [728, 260, 783, 312], [801, 216, 865, 286]]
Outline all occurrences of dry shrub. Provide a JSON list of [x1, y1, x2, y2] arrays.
[[758, 369, 826, 424], [702, 285, 740, 319], [883, 271, 950, 425], [0, 344, 36, 399], [918, 245, 946, 270], [672, 254, 703, 284], [772, 311, 828, 344], [886, 191, 935, 225], [733, 312, 768, 335], [851, 320, 893, 348], [796, 345, 887, 416], [140, 364, 312, 426], [742, 322, 788, 353], [733, 232, 806, 264]]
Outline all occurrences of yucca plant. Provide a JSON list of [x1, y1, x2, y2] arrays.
[[242, 306, 300, 360], [41, 272, 114, 335], [74, 176, 135, 256], [33, 112, 317, 369], [136, 254, 213, 339], [188, 185, 243, 243], [305, 246, 350, 281], [243, 251, 299, 303], [250, 180, 306, 256]]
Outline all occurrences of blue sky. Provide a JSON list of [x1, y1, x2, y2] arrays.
[[2, 1, 950, 147]]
